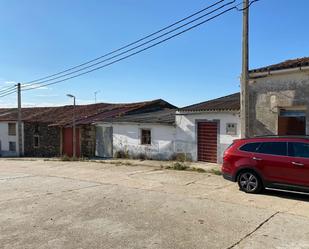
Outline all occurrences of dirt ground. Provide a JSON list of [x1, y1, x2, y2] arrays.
[[1, 159, 309, 249]]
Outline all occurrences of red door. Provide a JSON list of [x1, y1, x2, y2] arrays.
[[62, 127, 80, 157], [197, 121, 218, 163]]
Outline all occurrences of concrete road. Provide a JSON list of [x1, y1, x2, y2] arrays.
[[0, 160, 309, 249]]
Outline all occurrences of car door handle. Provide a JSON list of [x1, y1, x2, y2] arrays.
[[292, 162, 304, 167], [252, 157, 262, 161]]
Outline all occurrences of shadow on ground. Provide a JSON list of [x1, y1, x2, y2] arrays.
[[262, 188, 309, 202]]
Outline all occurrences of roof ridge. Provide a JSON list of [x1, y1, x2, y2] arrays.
[[180, 92, 239, 109]]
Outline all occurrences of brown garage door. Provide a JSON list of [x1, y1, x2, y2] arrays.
[[197, 121, 218, 163]]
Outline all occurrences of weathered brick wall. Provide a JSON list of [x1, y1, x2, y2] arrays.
[[249, 71, 309, 136], [24, 122, 60, 157], [80, 125, 96, 157]]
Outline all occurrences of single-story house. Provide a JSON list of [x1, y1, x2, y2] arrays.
[[175, 93, 240, 163], [249, 57, 309, 136], [95, 109, 176, 160], [92, 93, 241, 163], [0, 99, 175, 158]]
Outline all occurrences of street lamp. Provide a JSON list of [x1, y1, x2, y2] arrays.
[[67, 94, 76, 158]]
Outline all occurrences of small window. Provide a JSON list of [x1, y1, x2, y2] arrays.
[[141, 129, 151, 145], [258, 142, 287, 156], [9, 142, 16, 152], [226, 123, 237, 135], [288, 142, 309, 158], [8, 123, 16, 136], [34, 124, 39, 134], [34, 135, 40, 148], [240, 142, 261, 152]]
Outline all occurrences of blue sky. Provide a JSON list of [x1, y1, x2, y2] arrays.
[[0, 0, 308, 108]]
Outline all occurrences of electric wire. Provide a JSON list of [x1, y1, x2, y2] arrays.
[[22, 4, 240, 92], [0, 85, 17, 95], [22, 0, 236, 89], [24, 0, 226, 85], [0, 0, 261, 97], [0, 89, 17, 98]]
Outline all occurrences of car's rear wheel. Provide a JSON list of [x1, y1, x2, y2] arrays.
[[238, 171, 263, 194]]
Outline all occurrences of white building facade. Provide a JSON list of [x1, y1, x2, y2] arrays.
[[0, 121, 24, 157], [96, 123, 176, 160], [95, 109, 177, 160], [175, 111, 240, 163], [94, 95, 240, 163]]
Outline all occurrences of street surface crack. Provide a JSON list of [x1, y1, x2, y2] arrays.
[[0, 175, 35, 181], [226, 211, 279, 249], [185, 180, 197, 186]]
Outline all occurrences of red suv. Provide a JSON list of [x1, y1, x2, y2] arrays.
[[222, 136, 309, 194]]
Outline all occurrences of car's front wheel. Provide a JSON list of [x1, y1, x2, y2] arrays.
[[238, 171, 263, 194]]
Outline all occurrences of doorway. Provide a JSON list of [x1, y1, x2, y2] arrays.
[[278, 109, 306, 136]]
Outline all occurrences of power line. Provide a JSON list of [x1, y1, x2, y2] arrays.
[[0, 89, 17, 98], [22, 4, 240, 92], [23, 0, 236, 89], [18, 0, 261, 94], [0, 85, 16, 95], [24, 0, 226, 85]]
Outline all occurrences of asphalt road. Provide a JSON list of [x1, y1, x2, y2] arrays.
[[0, 159, 309, 249]]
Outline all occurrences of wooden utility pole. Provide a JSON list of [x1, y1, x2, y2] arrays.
[[73, 96, 76, 158], [17, 83, 23, 156], [240, 0, 250, 138]]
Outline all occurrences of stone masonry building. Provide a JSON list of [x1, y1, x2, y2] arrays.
[[249, 57, 309, 136]]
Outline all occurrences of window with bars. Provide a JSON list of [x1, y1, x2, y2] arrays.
[[141, 129, 151, 145], [8, 123, 16, 136]]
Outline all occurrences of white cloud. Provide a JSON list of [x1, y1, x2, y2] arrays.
[[35, 94, 59, 97], [4, 81, 17, 85]]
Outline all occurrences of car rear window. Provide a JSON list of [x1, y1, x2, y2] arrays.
[[288, 142, 309, 158], [239, 142, 261, 152], [257, 142, 287, 156]]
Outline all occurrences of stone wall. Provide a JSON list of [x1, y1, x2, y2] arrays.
[[249, 70, 309, 136], [24, 122, 60, 157], [80, 125, 96, 157]]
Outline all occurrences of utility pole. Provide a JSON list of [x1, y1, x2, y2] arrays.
[[17, 83, 23, 156], [73, 96, 76, 158], [67, 94, 76, 158], [240, 0, 250, 138]]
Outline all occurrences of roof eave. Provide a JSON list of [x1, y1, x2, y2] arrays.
[[177, 109, 240, 114], [250, 65, 309, 78]]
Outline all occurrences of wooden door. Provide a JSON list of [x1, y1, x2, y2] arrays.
[[278, 116, 306, 136], [62, 127, 80, 157]]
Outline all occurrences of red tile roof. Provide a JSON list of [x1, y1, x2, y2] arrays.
[[0, 99, 175, 126], [250, 57, 309, 73], [180, 93, 240, 112]]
